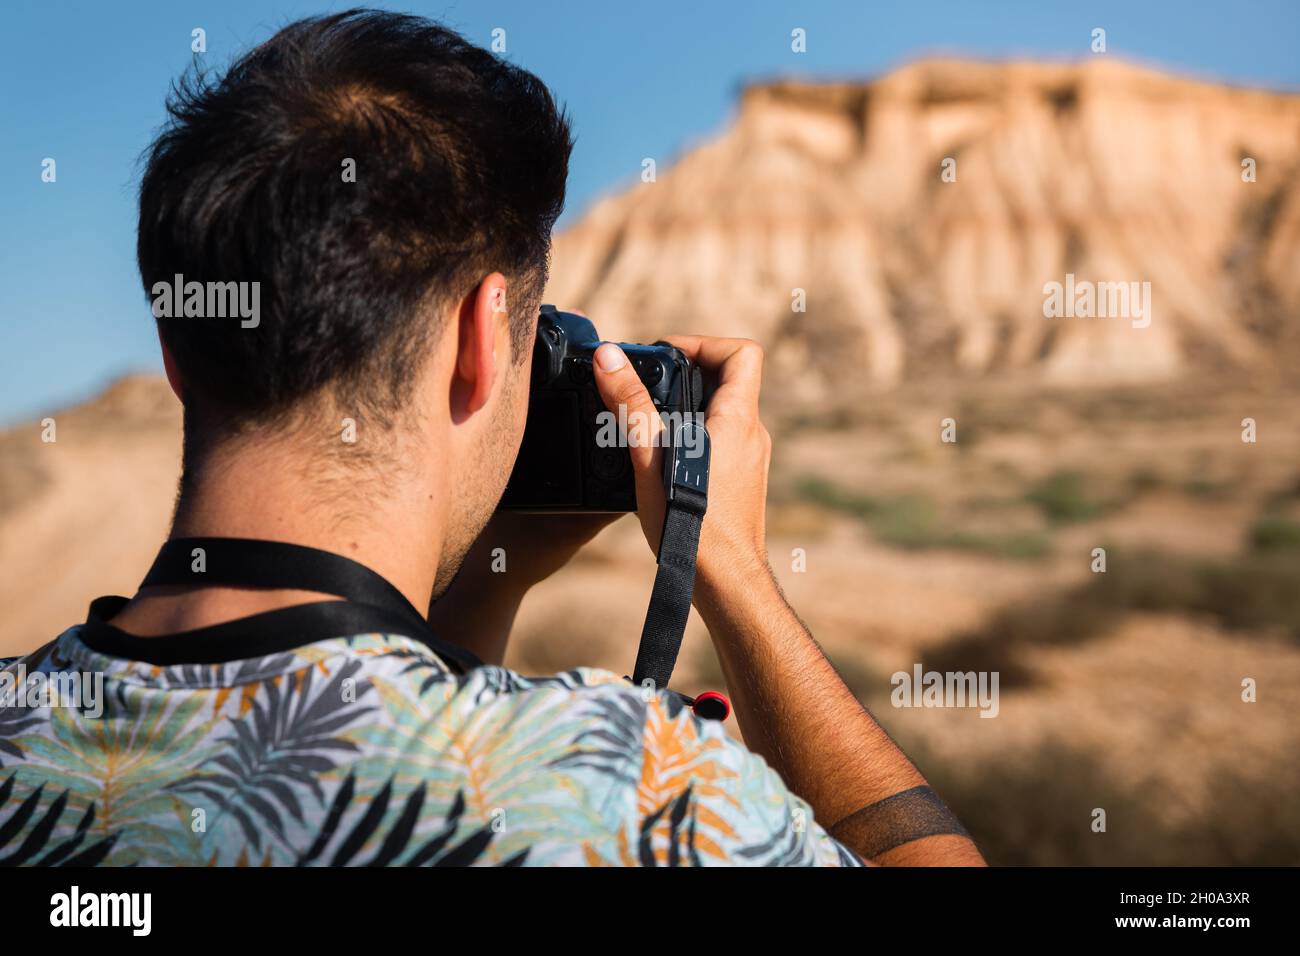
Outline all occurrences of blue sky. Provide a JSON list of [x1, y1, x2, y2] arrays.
[[2, 0, 1297, 424]]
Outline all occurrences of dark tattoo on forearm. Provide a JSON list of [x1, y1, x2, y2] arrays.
[[828, 785, 969, 858]]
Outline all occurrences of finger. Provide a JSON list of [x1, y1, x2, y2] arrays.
[[661, 335, 764, 411], [591, 343, 665, 473]]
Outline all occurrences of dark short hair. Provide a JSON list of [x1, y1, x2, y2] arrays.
[[137, 8, 571, 444]]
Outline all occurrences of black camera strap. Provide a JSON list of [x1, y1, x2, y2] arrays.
[[631, 419, 710, 692], [129, 537, 482, 674]]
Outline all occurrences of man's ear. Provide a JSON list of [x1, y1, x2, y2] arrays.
[[158, 332, 184, 403], [454, 272, 509, 415]]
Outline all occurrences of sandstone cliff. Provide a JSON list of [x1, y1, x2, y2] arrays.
[[546, 58, 1300, 399]]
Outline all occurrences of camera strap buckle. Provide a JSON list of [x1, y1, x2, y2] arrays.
[[630, 418, 710, 701]]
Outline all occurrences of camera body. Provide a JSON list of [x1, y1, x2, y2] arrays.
[[499, 305, 702, 512]]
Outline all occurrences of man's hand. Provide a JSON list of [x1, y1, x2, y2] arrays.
[[591, 336, 772, 592]]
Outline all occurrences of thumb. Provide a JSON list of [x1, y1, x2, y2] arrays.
[[592, 343, 665, 471], [592, 343, 666, 528]]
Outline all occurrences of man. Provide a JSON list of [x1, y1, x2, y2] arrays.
[[0, 10, 982, 866]]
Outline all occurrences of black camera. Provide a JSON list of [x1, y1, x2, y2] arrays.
[[499, 305, 703, 512]]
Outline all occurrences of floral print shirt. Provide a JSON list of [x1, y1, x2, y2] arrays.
[[0, 628, 860, 866]]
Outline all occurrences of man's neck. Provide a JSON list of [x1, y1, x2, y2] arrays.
[[109, 442, 444, 637]]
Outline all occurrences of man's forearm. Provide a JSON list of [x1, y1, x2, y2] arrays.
[[694, 558, 985, 865], [427, 562, 525, 666], [428, 513, 616, 666]]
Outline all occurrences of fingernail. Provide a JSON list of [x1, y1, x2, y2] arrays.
[[595, 342, 626, 372]]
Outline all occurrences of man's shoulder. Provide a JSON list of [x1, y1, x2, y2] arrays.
[[1, 631, 860, 866], [441, 664, 860, 866]]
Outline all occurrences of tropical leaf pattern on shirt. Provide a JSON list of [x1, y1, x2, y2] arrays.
[[295, 772, 525, 866], [0, 774, 118, 866], [170, 658, 377, 854], [0, 705, 41, 767], [0, 630, 860, 866]]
